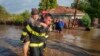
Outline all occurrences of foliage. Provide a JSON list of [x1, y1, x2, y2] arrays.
[[72, 0, 90, 12], [13, 10, 30, 24], [87, 0, 100, 18], [20, 10, 30, 20], [71, 0, 100, 19], [0, 5, 10, 22], [39, 0, 58, 11], [81, 14, 91, 27], [0, 5, 30, 24]]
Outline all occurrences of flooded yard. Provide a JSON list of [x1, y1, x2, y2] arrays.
[[0, 25, 100, 56]]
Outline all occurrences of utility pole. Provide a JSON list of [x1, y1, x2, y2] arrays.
[[72, 0, 79, 28], [74, 0, 79, 19]]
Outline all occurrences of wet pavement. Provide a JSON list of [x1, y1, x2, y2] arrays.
[[0, 25, 100, 56]]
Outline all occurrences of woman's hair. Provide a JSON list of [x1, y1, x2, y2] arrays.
[[31, 8, 39, 15]]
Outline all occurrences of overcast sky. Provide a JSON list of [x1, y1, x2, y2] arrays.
[[0, 0, 74, 14]]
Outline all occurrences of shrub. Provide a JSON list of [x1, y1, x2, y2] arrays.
[[81, 13, 91, 28]]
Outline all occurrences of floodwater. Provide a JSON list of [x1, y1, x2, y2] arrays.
[[0, 25, 100, 56]]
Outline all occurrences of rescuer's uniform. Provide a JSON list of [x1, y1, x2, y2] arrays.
[[20, 22, 49, 56]]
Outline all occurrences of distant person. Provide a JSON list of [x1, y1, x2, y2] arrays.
[[55, 19, 64, 33], [93, 18, 98, 28]]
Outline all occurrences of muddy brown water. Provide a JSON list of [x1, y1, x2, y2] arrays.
[[0, 25, 100, 56]]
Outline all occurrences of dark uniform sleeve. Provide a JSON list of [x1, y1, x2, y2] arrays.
[[20, 26, 30, 43]]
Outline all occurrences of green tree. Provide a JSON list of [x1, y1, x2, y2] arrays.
[[0, 5, 10, 21], [20, 10, 30, 20], [81, 14, 91, 28], [87, 0, 100, 18], [39, 0, 58, 11], [12, 10, 30, 24], [71, 0, 90, 12], [0, 5, 30, 25], [81, 13, 91, 31], [71, 0, 100, 19]]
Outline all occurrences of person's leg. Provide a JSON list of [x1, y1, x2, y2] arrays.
[[58, 27, 62, 33], [23, 41, 30, 56], [39, 47, 44, 56], [29, 47, 39, 56]]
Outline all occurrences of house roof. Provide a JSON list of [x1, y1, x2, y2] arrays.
[[47, 6, 84, 15]]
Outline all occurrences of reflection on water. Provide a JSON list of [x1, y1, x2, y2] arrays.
[[49, 27, 100, 56], [0, 25, 100, 56], [62, 28, 100, 56], [0, 25, 23, 56]]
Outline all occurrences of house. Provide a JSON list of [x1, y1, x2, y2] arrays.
[[47, 6, 85, 19]]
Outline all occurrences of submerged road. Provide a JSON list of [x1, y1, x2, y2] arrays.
[[0, 25, 100, 56]]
